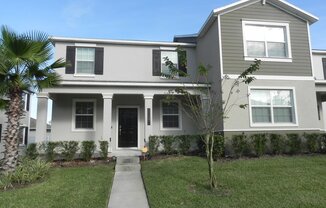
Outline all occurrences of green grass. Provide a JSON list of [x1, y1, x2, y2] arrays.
[[142, 155, 326, 208], [0, 164, 114, 208]]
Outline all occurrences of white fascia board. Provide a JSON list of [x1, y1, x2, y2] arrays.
[[50, 36, 196, 47], [312, 50, 326, 54], [59, 81, 209, 88]]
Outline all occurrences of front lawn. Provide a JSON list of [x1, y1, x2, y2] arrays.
[[142, 155, 326, 208], [0, 164, 114, 208]]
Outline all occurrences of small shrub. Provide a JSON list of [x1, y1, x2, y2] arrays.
[[177, 135, 192, 155], [42, 142, 60, 162], [304, 133, 320, 153], [232, 133, 247, 157], [81, 141, 96, 161], [195, 135, 224, 159], [270, 134, 285, 155], [320, 134, 326, 153], [251, 134, 267, 157], [286, 134, 301, 155], [99, 141, 109, 160], [149, 136, 160, 156], [0, 159, 51, 190], [213, 135, 225, 160], [60, 141, 79, 161], [196, 135, 206, 156], [160, 136, 175, 155], [0, 174, 13, 190], [25, 143, 39, 160]]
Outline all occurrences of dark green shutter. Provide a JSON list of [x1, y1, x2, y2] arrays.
[[95, 47, 104, 75], [65, 46, 76, 74], [178, 50, 187, 77], [152, 50, 161, 76]]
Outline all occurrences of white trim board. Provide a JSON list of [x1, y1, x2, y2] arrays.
[[224, 128, 321, 132], [60, 81, 210, 88], [225, 75, 314, 81], [50, 36, 196, 47]]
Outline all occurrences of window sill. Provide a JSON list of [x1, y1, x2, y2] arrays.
[[244, 56, 292, 63], [73, 74, 96, 78], [72, 129, 96, 132], [160, 128, 182, 131], [250, 123, 298, 128], [160, 76, 180, 80]]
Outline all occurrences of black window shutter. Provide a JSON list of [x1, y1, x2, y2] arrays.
[[24, 127, 28, 145], [323, 58, 326, 79], [178, 50, 187, 77], [95, 47, 104, 75], [152, 50, 161, 76], [65, 46, 76, 74]]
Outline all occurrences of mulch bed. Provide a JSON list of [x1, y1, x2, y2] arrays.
[[51, 158, 115, 168]]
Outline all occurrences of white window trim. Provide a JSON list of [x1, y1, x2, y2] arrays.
[[248, 86, 298, 127], [242, 20, 292, 62], [74, 47, 96, 76], [19, 126, 27, 146], [72, 99, 96, 132], [160, 100, 182, 131]]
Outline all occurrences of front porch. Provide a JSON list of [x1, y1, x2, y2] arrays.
[[35, 86, 201, 156]]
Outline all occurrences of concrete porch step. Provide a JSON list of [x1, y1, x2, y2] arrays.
[[115, 164, 141, 172], [116, 156, 140, 165]]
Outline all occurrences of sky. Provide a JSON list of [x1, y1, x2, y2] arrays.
[[1, 0, 325, 120]]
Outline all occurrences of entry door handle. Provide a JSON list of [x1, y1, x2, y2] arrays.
[[119, 125, 122, 135]]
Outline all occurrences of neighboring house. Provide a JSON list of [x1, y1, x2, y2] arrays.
[[34, 0, 322, 155], [28, 118, 51, 144], [0, 94, 31, 159], [312, 50, 326, 130]]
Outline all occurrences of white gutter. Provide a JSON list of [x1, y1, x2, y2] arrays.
[[50, 36, 196, 47], [59, 81, 209, 88]]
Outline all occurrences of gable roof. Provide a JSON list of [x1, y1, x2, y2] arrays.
[[175, 0, 318, 40]]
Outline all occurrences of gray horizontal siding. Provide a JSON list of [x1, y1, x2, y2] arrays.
[[221, 1, 312, 76]]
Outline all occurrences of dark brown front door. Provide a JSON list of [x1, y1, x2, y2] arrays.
[[118, 108, 138, 148]]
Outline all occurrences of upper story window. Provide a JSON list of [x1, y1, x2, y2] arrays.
[[152, 50, 187, 78], [242, 21, 292, 62], [65, 46, 104, 75], [161, 51, 178, 77], [76, 48, 95, 74], [249, 88, 297, 126]]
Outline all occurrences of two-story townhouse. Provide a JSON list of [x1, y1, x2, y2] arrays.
[[35, 0, 321, 156]]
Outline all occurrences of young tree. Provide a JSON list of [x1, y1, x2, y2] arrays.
[[163, 48, 261, 189], [0, 26, 65, 172]]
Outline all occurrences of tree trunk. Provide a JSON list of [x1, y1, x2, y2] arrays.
[[205, 133, 218, 189], [1, 91, 23, 173]]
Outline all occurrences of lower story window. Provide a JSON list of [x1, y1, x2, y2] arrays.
[[74, 101, 95, 129], [250, 89, 296, 125], [161, 101, 181, 129]]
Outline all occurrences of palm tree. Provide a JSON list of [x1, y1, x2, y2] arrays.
[[0, 26, 65, 172]]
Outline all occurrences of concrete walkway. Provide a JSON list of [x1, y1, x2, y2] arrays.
[[108, 157, 149, 208]]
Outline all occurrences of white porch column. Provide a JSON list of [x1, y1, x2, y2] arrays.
[[35, 92, 49, 143], [102, 93, 113, 152], [144, 94, 154, 146]]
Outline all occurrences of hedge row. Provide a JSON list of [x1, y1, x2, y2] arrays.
[[25, 140, 109, 162], [231, 133, 326, 158], [148, 135, 225, 160], [149, 133, 326, 159]]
